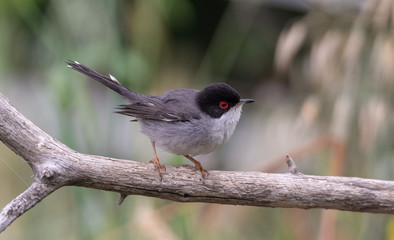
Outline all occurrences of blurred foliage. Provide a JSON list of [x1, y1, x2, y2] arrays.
[[0, 0, 393, 239]]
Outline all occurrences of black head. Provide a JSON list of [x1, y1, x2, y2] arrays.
[[196, 83, 243, 118]]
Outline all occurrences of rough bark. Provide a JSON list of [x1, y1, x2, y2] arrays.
[[0, 92, 393, 233]]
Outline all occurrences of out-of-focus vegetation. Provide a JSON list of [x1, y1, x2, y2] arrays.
[[0, 0, 393, 239]]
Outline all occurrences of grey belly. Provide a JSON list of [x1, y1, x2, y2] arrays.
[[139, 119, 222, 156]]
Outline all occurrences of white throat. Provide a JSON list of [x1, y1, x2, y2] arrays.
[[210, 103, 244, 145]]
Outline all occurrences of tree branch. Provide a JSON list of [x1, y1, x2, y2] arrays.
[[0, 92, 393, 233], [0, 181, 57, 232]]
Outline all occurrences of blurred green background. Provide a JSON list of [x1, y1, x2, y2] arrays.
[[0, 0, 393, 239]]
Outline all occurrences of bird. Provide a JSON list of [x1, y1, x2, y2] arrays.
[[67, 61, 254, 179]]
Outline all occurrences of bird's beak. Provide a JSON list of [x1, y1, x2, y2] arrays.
[[240, 99, 255, 104]]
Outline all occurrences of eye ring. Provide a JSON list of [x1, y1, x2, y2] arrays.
[[219, 101, 229, 109]]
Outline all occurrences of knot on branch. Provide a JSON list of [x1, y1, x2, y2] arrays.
[[118, 193, 128, 205], [36, 165, 66, 187], [39, 166, 58, 181], [42, 167, 55, 180], [286, 155, 301, 175]]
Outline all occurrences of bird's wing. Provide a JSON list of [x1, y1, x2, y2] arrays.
[[116, 89, 201, 121]]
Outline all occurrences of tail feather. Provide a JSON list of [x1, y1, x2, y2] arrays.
[[67, 60, 141, 102]]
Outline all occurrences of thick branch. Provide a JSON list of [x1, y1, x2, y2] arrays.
[[0, 92, 393, 232]]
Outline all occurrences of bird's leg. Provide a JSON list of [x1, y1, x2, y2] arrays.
[[149, 141, 166, 178], [184, 155, 209, 178]]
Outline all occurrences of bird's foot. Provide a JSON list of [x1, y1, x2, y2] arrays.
[[150, 158, 166, 179], [195, 165, 209, 179], [184, 155, 209, 179]]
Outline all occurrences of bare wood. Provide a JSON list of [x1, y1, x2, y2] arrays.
[[0, 181, 57, 232], [0, 92, 393, 233]]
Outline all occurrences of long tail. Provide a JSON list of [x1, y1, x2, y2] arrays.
[[67, 60, 142, 102]]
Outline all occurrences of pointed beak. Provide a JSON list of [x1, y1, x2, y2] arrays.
[[240, 99, 255, 104]]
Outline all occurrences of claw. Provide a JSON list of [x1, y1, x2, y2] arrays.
[[184, 155, 209, 179], [199, 167, 209, 179], [149, 158, 166, 179]]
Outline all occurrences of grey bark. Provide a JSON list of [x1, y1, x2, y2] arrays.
[[0, 92, 393, 233]]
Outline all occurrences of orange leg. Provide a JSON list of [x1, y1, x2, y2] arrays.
[[184, 155, 209, 178], [149, 141, 166, 178]]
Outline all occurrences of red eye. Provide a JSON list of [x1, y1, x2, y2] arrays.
[[219, 101, 229, 109]]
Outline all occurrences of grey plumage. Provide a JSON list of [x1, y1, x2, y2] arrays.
[[67, 60, 253, 177]]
